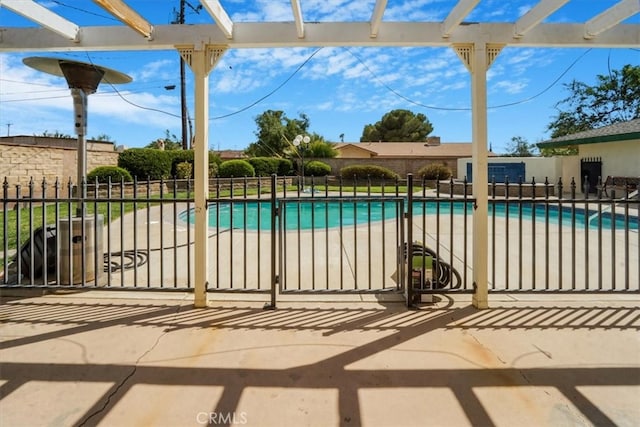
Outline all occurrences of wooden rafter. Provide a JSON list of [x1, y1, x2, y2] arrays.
[[514, 0, 570, 37], [442, 0, 481, 38], [585, 0, 640, 39], [1, 0, 79, 41], [370, 0, 388, 38], [93, 0, 153, 39], [199, 0, 234, 39], [291, 0, 305, 38]]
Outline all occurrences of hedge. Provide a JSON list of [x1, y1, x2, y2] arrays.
[[418, 163, 452, 180], [339, 164, 399, 180], [218, 160, 255, 178], [118, 148, 171, 180], [87, 166, 132, 183], [304, 160, 331, 177]]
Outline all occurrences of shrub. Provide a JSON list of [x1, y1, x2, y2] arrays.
[[247, 157, 280, 176], [167, 150, 221, 178], [218, 160, 255, 178], [175, 162, 192, 179], [339, 164, 399, 180], [304, 160, 331, 177], [209, 162, 219, 177], [168, 150, 193, 177], [87, 166, 132, 183], [118, 148, 171, 180], [418, 163, 452, 180], [277, 158, 293, 175]]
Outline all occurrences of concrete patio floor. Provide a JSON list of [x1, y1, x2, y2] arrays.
[[1, 291, 639, 427]]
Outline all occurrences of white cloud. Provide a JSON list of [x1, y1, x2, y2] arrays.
[[492, 79, 529, 94]]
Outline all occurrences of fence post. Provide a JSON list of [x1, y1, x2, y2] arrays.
[[265, 174, 277, 310], [406, 173, 414, 308]]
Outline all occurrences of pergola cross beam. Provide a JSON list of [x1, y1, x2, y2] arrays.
[[585, 0, 640, 39], [370, 0, 388, 38], [291, 0, 305, 38], [442, 0, 481, 38], [93, 0, 153, 39], [1, 0, 79, 41], [199, 0, 234, 39], [514, 0, 570, 37]]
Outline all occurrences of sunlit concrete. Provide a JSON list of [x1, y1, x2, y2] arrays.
[[1, 293, 638, 426]]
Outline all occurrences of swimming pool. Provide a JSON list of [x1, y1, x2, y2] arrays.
[[178, 200, 638, 231]]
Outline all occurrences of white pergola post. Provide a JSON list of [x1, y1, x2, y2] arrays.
[[179, 45, 226, 308], [454, 43, 502, 309], [470, 43, 489, 309]]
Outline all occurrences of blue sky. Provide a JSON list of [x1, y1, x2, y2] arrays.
[[1, 0, 638, 153]]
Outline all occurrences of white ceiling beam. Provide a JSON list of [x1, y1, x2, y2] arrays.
[[0, 23, 639, 52], [200, 0, 234, 39], [93, 0, 153, 39], [585, 0, 640, 39], [1, 0, 79, 41], [290, 0, 305, 38], [514, 0, 570, 37], [370, 0, 388, 38], [442, 0, 481, 38]]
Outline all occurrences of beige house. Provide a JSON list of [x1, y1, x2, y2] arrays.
[[537, 118, 640, 193], [327, 136, 496, 177]]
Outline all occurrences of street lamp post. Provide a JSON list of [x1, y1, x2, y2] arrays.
[[292, 134, 311, 192]]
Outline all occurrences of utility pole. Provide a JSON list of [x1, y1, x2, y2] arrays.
[[173, 0, 201, 150], [6, 122, 12, 136], [178, 0, 188, 150]]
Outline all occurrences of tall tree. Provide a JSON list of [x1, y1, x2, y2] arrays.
[[504, 136, 538, 157], [145, 130, 183, 150], [548, 64, 640, 138], [245, 110, 310, 157], [304, 134, 338, 158], [360, 109, 433, 142]]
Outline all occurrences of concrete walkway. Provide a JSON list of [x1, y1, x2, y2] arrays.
[[1, 292, 639, 426]]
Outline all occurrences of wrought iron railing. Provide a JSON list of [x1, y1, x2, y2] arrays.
[[1, 175, 638, 298]]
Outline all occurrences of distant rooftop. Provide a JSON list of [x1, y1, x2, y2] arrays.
[[537, 118, 640, 148]]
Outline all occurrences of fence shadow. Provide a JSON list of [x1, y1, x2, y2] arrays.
[[1, 297, 639, 426]]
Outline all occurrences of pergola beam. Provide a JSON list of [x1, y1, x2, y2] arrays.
[[370, 0, 388, 38], [442, 0, 481, 38], [290, 0, 305, 38], [1, 0, 79, 41], [199, 0, 234, 39], [93, 0, 153, 39], [1, 22, 638, 52], [585, 0, 640, 39], [514, 0, 570, 37]]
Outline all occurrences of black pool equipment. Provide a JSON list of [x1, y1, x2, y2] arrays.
[[19, 226, 57, 279]]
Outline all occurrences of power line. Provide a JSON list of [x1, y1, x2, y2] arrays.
[[49, 0, 119, 22], [211, 48, 324, 120], [344, 47, 593, 111]]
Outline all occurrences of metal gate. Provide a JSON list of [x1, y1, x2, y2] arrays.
[[580, 157, 602, 194], [277, 196, 406, 295]]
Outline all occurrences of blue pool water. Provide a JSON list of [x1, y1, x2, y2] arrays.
[[179, 200, 638, 231]]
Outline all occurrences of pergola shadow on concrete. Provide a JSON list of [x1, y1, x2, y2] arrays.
[[2, 0, 638, 308]]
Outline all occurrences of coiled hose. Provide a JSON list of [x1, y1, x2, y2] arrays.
[[404, 242, 462, 289]]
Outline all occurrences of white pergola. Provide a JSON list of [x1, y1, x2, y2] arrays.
[[2, 0, 638, 308]]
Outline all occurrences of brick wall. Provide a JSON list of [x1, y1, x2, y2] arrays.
[[1, 137, 119, 192]]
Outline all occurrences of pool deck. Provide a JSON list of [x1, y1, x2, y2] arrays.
[[1, 291, 639, 426]]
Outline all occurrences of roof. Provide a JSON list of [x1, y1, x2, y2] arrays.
[[537, 118, 640, 148], [335, 142, 494, 158]]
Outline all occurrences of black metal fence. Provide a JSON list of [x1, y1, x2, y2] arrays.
[[1, 175, 638, 299]]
